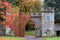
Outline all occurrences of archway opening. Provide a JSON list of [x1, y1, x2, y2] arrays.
[[25, 21, 35, 36]]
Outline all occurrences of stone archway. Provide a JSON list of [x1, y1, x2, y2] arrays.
[[25, 20, 36, 36], [19, 14, 42, 37]]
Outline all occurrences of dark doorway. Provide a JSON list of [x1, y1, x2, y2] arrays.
[[25, 21, 35, 36], [25, 21, 35, 31], [56, 30, 60, 36]]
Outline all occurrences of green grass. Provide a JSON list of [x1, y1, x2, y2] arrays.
[[25, 31, 35, 36], [0, 36, 24, 40], [43, 37, 60, 40]]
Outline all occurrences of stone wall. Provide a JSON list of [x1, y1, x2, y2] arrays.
[[54, 23, 60, 35], [55, 23, 60, 30]]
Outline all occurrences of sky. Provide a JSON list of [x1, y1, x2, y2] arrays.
[[41, 0, 44, 5], [42, 0, 44, 1]]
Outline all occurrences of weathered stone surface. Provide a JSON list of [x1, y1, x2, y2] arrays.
[[54, 23, 60, 36], [31, 16, 41, 37], [42, 9, 54, 36]]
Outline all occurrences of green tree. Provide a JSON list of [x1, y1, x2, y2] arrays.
[[44, 0, 56, 7], [54, 0, 60, 23], [44, 0, 60, 23]]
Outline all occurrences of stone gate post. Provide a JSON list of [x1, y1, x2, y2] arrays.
[[42, 7, 55, 37]]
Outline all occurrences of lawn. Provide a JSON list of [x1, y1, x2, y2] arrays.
[[0, 31, 35, 40], [25, 31, 35, 36], [0, 36, 24, 40], [43, 37, 60, 40]]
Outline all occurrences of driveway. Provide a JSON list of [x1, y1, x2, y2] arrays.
[[25, 36, 43, 40]]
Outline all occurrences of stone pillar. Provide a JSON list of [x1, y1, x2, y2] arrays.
[[34, 17, 41, 37], [31, 15, 42, 37], [19, 14, 30, 37], [42, 7, 55, 37]]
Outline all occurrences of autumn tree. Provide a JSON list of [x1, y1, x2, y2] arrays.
[[7, 0, 42, 37], [13, 0, 42, 14]]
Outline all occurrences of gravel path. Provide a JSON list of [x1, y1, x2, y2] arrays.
[[25, 36, 43, 40]]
